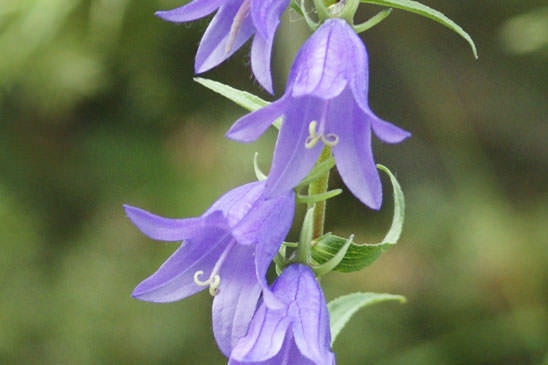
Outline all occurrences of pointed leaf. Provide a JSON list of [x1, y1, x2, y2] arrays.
[[310, 164, 404, 272], [360, 0, 477, 58], [194, 77, 282, 129], [328, 292, 406, 345]]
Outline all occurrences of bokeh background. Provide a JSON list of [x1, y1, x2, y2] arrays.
[[1, 0, 547, 363]]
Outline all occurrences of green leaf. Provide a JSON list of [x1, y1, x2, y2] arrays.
[[360, 0, 478, 58], [310, 164, 404, 272], [194, 77, 282, 129], [328, 292, 406, 345]]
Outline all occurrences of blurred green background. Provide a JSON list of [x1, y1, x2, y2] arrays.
[[1, 0, 547, 363]]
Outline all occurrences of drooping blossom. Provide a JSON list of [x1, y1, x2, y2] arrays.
[[226, 18, 411, 209], [156, 0, 290, 93], [229, 264, 335, 365], [124, 180, 294, 356]]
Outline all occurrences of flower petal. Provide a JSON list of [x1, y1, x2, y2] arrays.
[[229, 302, 291, 362], [251, 191, 295, 309], [329, 90, 382, 210], [229, 331, 314, 365], [289, 265, 335, 365], [264, 97, 323, 198], [225, 98, 287, 142], [205, 181, 265, 227], [155, 0, 225, 23], [250, 34, 274, 94], [195, 0, 255, 73], [250, 0, 289, 40], [289, 19, 352, 100], [132, 227, 233, 303], [124, 204, 207, 241], [370, 114, 411, 144], [212, 244, 262, 356]]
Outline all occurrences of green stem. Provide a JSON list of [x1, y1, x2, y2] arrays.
[[308, 146, 332, 239]]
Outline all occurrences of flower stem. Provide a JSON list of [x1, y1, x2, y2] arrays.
[[308, 146, 332, 239]]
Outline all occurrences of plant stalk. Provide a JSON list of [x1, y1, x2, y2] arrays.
[[308, 146, 332, 239]]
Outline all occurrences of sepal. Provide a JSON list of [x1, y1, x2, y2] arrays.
[[296, 205, 315, 264], [296, 188, 342, 204], [252, 152, 267, 181], [353, 8, 393, 33], [296, 155, 336, 188]]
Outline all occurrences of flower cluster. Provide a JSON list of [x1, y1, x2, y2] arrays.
[[126, 1, 415, 363]]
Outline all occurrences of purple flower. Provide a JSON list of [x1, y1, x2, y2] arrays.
[[226, 18, 411, 209], [124, 181, 294, 356], [156, 0, 290, 93], [229, 264, 335, 365]]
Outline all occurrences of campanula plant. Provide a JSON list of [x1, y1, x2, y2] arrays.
[[126, 0, 477, 362]]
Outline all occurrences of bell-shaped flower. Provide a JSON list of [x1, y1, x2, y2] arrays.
[[229, 264, 335, 365], [156, 0, 290, 93], [124, 180, 294, 356], [226, 18, 411, 209]]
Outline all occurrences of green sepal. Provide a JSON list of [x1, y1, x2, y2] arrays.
[[310, 164, 404, 272], [328, 292, 406, 345], [253, 152, 267, 181], [193, 77, 282, 129], [360, 0, 478, 58], [290, 0, 304, 16], [299, 0, 320, 30], [353, 8, 393, 33], [273, 245, 288, 275], [296, 188, 342, 204], [312, 0, 331, 21], [297, 156, 336, 188], [296, 205, 315, 264]]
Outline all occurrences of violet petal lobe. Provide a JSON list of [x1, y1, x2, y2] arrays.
[[229, 332, 315, 365], [225, 98, 287, 143], [155, 0, 225, 23], [212, 243, 262, 356], [370, 114, 411, 144], [290, 267, 333, 364], [330, 90, 382, 210], [132, 226, 233, 302], [250, 0, 290, 40], [229, 301, 292, 362], [250, 33, 275, 94], [195, 0, 255, 74], [124, 204, 216, 241], [252, 191, 295, 309], [205, 181, 265, 227], [263, 97, 323, 199]]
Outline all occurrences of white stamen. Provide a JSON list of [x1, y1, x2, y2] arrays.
[[305, 120, 339, 148], [192, 240, 237, 296]]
